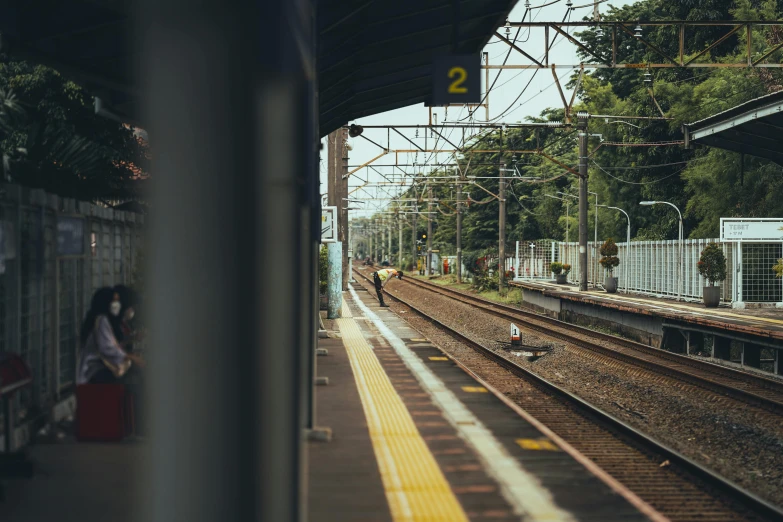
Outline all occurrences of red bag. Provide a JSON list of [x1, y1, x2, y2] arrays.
[[75, 384, 134, 442]]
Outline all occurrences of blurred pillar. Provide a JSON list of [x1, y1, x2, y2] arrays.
[[135, 0, 315, 521]]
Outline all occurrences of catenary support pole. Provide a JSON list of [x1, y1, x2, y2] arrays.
[[427, 186, 433, 276], [136, 0, 315, 520], [340, 128, 349, 290], [578, 116, 589, 291], [398, 214, 403, 269], [499, 164, 506, 292], [456, 182, 463, 283], [387, 219, 392, 264], [411, 209, 417, 271]]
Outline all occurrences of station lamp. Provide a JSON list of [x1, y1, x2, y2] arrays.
[[348, 124, 363, 137], [566, 0, 573, 8]]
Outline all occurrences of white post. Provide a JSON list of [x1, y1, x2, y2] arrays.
[[327, 242, 342, 319]]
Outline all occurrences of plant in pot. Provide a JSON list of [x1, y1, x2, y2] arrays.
[[550, 262, 564, 283], [599, 238, 620, 293], [697, 243, 726, 308], [562, 263, 572, 281]]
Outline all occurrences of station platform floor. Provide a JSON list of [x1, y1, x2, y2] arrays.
[[308, 282, 664, 522], [510, 278, 783, 343]]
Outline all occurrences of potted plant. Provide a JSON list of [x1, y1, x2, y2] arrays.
[[562, 263, 572, 281], [599, 238, 620, 293], [697, 243, 726, 308], [550, 262, 568, 284]]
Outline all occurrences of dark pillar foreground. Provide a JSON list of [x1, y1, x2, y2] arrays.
[[713, 336, 731, 360], [743, 343, 762, 368], [136, 1, 316, 521]]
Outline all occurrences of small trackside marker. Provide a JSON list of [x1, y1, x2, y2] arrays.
[[516, 438, 560, 452], [411, 338, 427, 342], [461, 386, 488, 393], [428, 356, 449, 361], [510, 323, 521, 346]]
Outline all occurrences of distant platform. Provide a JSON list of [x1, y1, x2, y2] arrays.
[[510, 279, 783, 374]]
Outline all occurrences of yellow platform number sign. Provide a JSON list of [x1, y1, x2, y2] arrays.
[[431, 55, 480, 106]]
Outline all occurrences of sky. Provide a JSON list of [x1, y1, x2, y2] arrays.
[[320, 0, 637, 219]]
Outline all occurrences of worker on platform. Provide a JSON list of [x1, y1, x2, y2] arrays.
[[372, 268, 403, 307]]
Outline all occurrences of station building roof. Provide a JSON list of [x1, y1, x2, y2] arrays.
[[0, 0, 518, 136], [684, 89, 783, 166]]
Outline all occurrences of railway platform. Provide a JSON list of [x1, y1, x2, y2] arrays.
[[510, 279, 783, 375], [308, 282, 663, 521]]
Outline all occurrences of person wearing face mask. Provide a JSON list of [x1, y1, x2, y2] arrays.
[[77, 287, 145, 385], [113, 285, 144, 354]]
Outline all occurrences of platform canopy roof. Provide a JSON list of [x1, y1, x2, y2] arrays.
[[0, 0, 517, 136], [684, 90, 783, 166]]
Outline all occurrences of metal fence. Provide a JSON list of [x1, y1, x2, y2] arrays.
[[0, 183, 144, 435], [515, 239, 757, 303]]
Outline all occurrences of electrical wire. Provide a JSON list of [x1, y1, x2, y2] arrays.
[[486, 10, 573, 122], [594, 160, 690, 170], [592, 160, 686, 185], [452, 11, 529, 123]]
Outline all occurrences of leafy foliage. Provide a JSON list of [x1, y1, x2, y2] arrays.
[[0, 61, 148, 201], [697, 243, 727, 286], [319, 245, 328, 294], [599, 238, 620, 274], [550, 262, 563, 275], [773, 258, 783, 279]]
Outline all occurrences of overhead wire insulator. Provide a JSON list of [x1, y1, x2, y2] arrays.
[[634, 23, 643, 38]]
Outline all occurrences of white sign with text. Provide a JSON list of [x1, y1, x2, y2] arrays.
[[720, 218, 783, 242], [321, 206, 337, 243]]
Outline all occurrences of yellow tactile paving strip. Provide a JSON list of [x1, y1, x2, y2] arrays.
[[337, 303, 469, 522]]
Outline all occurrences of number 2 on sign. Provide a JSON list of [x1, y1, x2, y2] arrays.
[[448, 66, 468, 94]]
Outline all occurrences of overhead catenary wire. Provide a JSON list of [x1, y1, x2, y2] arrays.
[[592, 160, 687, 185]]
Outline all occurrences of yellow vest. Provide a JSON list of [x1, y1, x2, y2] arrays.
[[377, 269, 397, 283]]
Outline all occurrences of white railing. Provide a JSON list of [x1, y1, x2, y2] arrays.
[[515, 238, 745, 303]]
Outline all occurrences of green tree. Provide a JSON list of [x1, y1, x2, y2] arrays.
[[0, 61, 148, 201]]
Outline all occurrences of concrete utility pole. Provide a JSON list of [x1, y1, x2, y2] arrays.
[[577, 114, 589, 291], [499, 164, 507, 292], [398, 214, 403, 269], [369, 226, 374, 262], [326, 128, 345, 311], [387, 218, 392, 264], [589, 190, 598, 289], [374, 223, 379, 262], [427, 186, 433, 276], [411, 208, 417, 271], [340, 128, 349, 290], [456, 182, 463, 283]]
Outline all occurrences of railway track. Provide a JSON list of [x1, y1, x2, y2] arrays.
[[353, 267, 783, 522], [396, 273, 783, 415]]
